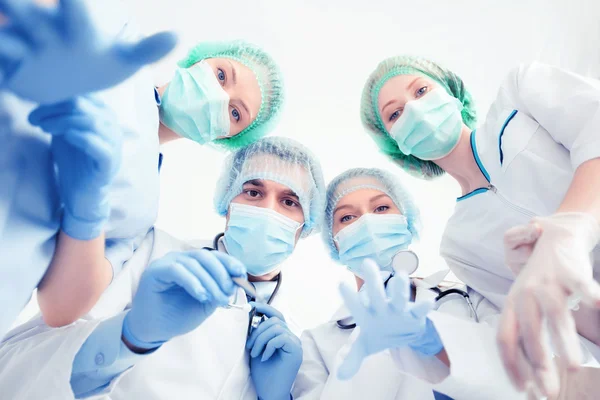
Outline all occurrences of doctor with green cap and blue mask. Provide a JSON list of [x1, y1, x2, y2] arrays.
[[359, 56, 600, 397], [0, 136, 325, 400], [0, 0, 285, 339]]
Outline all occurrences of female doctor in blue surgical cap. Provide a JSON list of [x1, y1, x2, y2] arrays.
[[293, 167, 536, 400], [359, 56, 600, 397], [0, 0, 284, 340]]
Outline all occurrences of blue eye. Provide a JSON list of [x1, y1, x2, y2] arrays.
[[416, 86, 428, 97], [375, 205, 389, 213], [217, 68, 225, 82], [340, 215, 355, 223], [389, 110, 401, 122], [231, 108, 240, 122]]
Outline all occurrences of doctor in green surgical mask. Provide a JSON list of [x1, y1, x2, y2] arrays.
[[158, 40, 285, 149], [359, 56, 600, 398]]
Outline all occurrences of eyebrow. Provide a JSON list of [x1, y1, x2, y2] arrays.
[[245, 180, 299, 200], [283, 189, 300, 200], [369, 193, 390, 203], [333, 204, 353, 215], [228, 60, 237, 85], [244, 179, 263, 187], [237, 100, 252, 121], [406, 76, 420, 91]]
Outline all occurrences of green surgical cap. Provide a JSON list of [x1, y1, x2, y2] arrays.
[[179, 40, 284, 150], [360, 56, 477, 179]]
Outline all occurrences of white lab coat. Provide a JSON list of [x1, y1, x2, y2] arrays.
[[440, 62, 600, 311], [293, 281, 560, 400], [0, 229, 293, 400]]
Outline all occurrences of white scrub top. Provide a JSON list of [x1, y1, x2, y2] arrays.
[[293, 277, 600, 400], [0, 0, 161, 338], [292, 280, 524, 400], [0, 229, 292, 400], [440, 62, 600, 310]]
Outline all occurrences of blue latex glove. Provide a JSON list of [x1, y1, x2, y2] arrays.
[[123, 250, 246, 350], [0, 0, 177, 103], [28, 96, 121, 240], [337, 258, 443, 380], [246, 302, 302, 400]]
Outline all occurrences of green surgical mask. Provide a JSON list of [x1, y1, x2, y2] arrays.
[[389, 88, 463, 161], [159, 61, 230, 144]]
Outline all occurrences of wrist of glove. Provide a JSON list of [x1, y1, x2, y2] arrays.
[[258, 395, 293, 400], [61, 194, 111, 240], [408, 318, 443, 356], [535, 212, 600, 252], [122, 313, 166, 351], [258, 395, 292, 400]]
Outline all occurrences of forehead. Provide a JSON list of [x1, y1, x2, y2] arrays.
[[335, 188, 391, 209], [331, 175, 387, 202], [241, 153, 311, 195]]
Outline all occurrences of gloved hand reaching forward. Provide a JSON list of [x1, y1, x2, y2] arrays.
[[498, 212, 600, 398], [338, 259, 442, 380], [123, 250, 246, 351], [0, 0, 177, 103]]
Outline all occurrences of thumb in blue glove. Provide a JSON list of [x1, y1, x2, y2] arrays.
[[337, 259, 442, 380], [0, 0, 177, 103]]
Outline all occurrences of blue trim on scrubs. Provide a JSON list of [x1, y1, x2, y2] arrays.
[[470, 130, 490, 182], [457, 187, 489, 201], [498, 110, 518, 165], [434, 391, 454, 400], [158, 153, 163, 172], [456, 130, 491, 202], [153, 87, 161, 106]]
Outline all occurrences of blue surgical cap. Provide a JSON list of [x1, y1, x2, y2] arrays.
[[323, 168, 422, 261], [214, 137, 325, 237]]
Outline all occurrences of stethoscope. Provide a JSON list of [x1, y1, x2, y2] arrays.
[[204, 233, 283, 337], [336, 250, 479, 330]]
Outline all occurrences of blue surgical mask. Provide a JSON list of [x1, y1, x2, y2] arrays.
[[224, 203, 303, 276], [159, 61, 230, 144], [334, 213, 412, 275], [389, 88, 463, 161]]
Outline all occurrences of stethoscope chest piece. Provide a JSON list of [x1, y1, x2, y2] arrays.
[[391, 250, 419, 275]]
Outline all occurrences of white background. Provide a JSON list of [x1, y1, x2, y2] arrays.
[[125, 0, 599, 330], [14, 0, 599, 330]]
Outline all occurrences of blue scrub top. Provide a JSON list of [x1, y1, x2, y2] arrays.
[[0, 79, 161, 336], [0, 37, 162, 339]]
